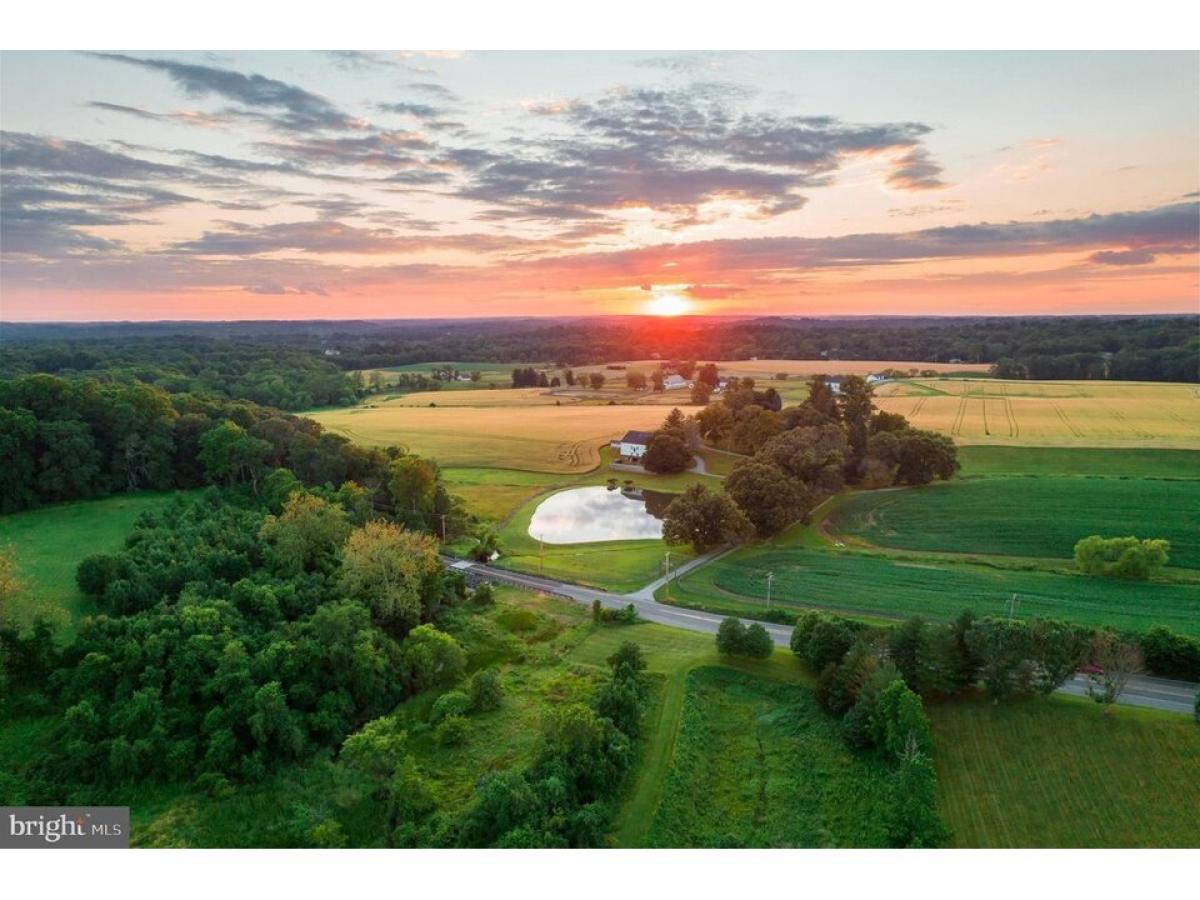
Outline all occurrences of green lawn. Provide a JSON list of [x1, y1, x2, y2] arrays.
[[931, 695, 1200, 847], [642, 667, 899, 848], [828, 477, 1200, 568], [0, 491, 195, 632], [470, 447, 713, 592], [957, 445, 1200, 479], [668, 545, 1200, 636]]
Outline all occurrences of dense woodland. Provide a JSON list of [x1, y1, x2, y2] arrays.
[[4, 315, 1197, 391]]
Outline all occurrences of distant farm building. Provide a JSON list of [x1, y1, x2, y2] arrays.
[[663, 374, 689, 390], [617, 430, 653, 460], [827, 379, 842, 394], [866, 373, 888, 385]]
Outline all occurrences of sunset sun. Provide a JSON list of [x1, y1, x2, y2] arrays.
[[644, 293, 693, 316]]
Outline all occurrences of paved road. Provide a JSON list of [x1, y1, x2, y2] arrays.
[[445, 555, 1199, 716], [1058, 672, 1198, 715]]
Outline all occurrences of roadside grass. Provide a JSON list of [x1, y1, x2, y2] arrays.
[[827, 477, 1200, 568], [0, 491, 196, 634], [641, 667, 898, 848], [931, 694, 1200, 848], [957, 445, 1200, 479], [667, 545, 1200, 636]]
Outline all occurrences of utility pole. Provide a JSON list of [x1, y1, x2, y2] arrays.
[[439, 513, 447, 543], [766, 571, 774, 609], [539, 534, 545, 576], [664, 550, 672, 582], [1008, 593, 1019, 620]]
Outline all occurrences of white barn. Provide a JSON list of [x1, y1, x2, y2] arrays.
[[663, 374, 689, 390]]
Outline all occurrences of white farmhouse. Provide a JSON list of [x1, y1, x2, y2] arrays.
[[663, 374, 689, 390], [617, 430, 654, 460]]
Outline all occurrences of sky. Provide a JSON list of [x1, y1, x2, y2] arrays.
[[1, 50, 1197, 321]]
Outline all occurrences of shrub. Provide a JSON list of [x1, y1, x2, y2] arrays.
[[598, 603, 639, 624], [791, 614, 857, 672], [468, 668, 504, 713], [435, 715, 470, 746], [430, 690, 471, 724], [742, 623, 774, 659], [1140, 626, 1200, 681], [471, 582, 496, 606], [716, 617, 747, 656], [1073, 535, 1170, 580]]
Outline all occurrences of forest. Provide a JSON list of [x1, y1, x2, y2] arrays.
[[3, 314, 1196, 390]]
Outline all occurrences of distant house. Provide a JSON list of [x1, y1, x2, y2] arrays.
[[663, 374, 689, 390], [618, 430, 654, 460], [866, 373, 888, 385], [827, 379, 843, 394]]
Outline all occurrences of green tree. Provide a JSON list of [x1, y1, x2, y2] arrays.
[[339, 521, 443, 636], [469, 667, 504, 712], [1074, 535, 1170, 580], [836, 375, 875, 463], [725, 460, 810, 538], [695, 402, 734, 444], [198, 420, 271, 493], [388, 455, 439, 526], [258, 491, 351, 575], [756, 425, 849, 495], [730, 405, 782, 455], [742, 623, 774, 659], [662, 484, 752, 553], [642, 433, 692, 474], [400, 624, 466, 694], [716, 617, 747, 655]]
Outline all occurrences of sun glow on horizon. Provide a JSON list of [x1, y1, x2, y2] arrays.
[[644, 292, 693, 316]]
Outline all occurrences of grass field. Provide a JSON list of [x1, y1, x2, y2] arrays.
[[828, 477, 1200, 568], [957, 445, 1200, 478], [488, 460, 704, 592], [0, 492, 193, 632], [642, 667, 898, 848], [311, 403, 673, 472], [932, 695, 1200, 847], [666, 545, 1200, 636], [874, 378, 1200, 448]]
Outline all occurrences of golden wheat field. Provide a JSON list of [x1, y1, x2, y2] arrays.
[[874, 379, 1200, 448], [575, 358, 992, 378], [380, 388, 575, 407], [310, 403, 673, 471]]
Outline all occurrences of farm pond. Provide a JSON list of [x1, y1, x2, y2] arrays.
[[528, 484, 673, 544]]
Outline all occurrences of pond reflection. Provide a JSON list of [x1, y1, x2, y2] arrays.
[[528, 485, 670, 544]]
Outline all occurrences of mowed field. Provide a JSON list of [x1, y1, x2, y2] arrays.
[[666, 546, 1200, 636], [310, 403, 672, 472], [875, 378, 1200, 448], [932, 696, 1200, 847], [828, 477, 1200, 568], [0, 491, 192, 632]]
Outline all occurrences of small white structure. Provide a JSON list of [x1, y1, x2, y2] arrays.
[[827, 379, 843, 394], [866, 373, 888, 385], [663, 374, 688, 390], [618, 430, 653, 460]]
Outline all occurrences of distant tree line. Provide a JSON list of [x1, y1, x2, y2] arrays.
[[0, 337, 358, 411], [5, 317, 1194, 409]]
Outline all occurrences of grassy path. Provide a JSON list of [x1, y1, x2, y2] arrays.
[[611, 650, 811, 847]]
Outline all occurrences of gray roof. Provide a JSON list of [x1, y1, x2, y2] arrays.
[[620, 430, 654, 445]]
